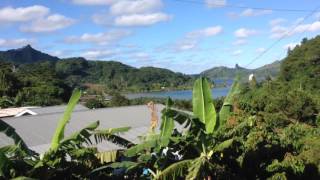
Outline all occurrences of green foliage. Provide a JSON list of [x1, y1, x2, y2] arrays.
[[155, 159, 192, 180], [192, 77, 217, 133], [219, 75, 241, 126], [280, 36, 320, 92], [50, 90, 81, 151], [109, 92, 130, 107], [84, 97, 106, 109], [159, 98, 175, 146], [202, 60, 281, 81]]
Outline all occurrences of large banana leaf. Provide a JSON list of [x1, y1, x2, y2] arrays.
[[212, 139, 234, 153], [91, 161, 139, 174], [0, 119, 30, 154], [125, 138, 159, 157], [159, 98, 175, 146], [219, 76, 241, 126], [50, 90, 81, 151], [59, 121, 100, 149], [192, 77, 217, 133], [186, 156, 216, 180], [155, 159, 192, 180], [94, 127, 133, 148]]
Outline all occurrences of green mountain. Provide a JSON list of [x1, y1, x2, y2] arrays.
[[0, 45, 59, 63], [201, 61, 281, 81], [55, 58, 193, 91], [0, 46, 194, 107]]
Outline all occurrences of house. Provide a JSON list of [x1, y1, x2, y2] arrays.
[[0, 104, 173, 154]]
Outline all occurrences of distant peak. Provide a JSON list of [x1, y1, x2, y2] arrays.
[[15, 44, 35, 51], [23, 44, 33, 49]]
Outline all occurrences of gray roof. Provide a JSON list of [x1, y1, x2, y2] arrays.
[[0, 104, 173, 154], [30, 104, 88, 115]]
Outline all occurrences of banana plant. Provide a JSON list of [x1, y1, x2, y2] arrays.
[[124, 98, 175, 157], [219, 75, 241, 126], [155, 77, 238, 180], [34, 89, 133, 177]]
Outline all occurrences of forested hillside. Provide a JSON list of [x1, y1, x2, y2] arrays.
[[202, 60, 281, 81], [0, 46, 193, 107]]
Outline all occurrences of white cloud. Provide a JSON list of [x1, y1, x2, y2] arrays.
[[234, 28, 257, 38], [132, 52, 151, 61], [81, 50, 115, 59], [176, 41, 197, 51], [114, 13, 171, 26], [21, 14, 75, 33], [270, 26, 287, 38], [187, 26, 223, 38], [232, 39, 247, 46], [240, 8, 272, 17], [256, 47, 266, 53], [232, 49, 243, 56], [110, 0, 162, 15], [65, 30, 131, 45], [293, 21, 320, 33], [269, 18, 286, 26], [92, 12, 114, 25], [270, 21, 320, 39], [0, 5, 49, 23], [205, 0, 226, 8], [173, 26, 223, 52], [228, 8, 272, 18], [90, 0, 168, 27], [71, 0, 115, 5], [0, 38, 35, 48]]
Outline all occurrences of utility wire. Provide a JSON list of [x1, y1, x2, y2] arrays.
[[172, 0, 319, 13], [243, 6, 320, 68]]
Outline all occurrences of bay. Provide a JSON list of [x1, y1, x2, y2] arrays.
[[125, 87, 230, 100]]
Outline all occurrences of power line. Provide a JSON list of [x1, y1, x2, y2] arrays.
[[172, 0, 319, 13], [243, 6, 320, 68]]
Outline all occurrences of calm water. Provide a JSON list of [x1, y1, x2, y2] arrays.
[[125, 87, 230, 100]]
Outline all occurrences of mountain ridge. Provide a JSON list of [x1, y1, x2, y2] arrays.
[[0, 45, 281, 80], [201, 61, 281, 81], [0, 45, 60, 64]]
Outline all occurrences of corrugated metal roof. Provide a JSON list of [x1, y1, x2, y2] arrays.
[[0, 104, 174, 154], [30, 104, 88, 115]]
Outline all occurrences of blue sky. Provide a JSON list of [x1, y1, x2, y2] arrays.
[[0, 0, 319, 74]]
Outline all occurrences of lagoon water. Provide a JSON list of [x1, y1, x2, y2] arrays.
[[125, 87, 230, 100]]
